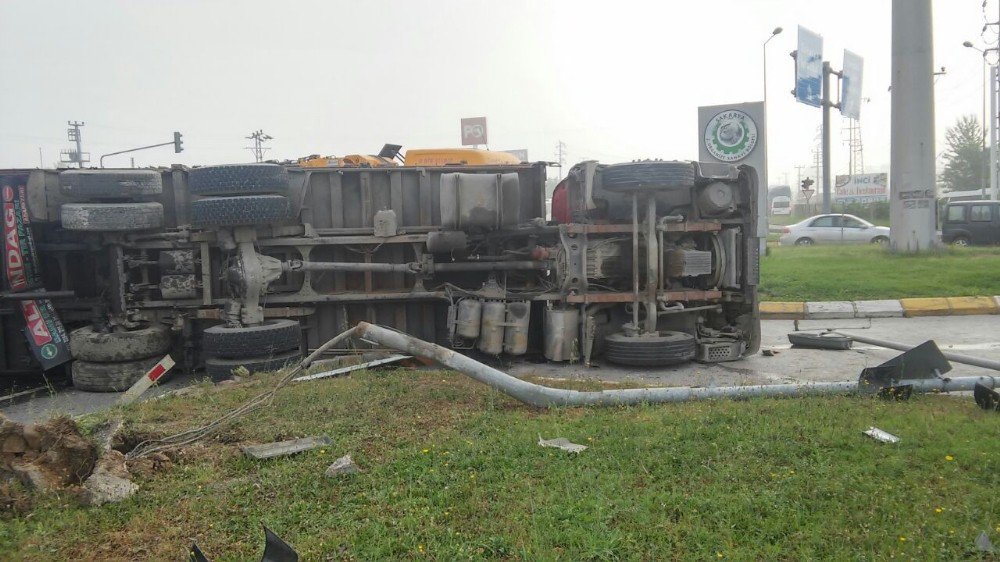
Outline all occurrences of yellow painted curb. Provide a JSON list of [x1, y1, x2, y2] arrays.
[[946, 296, 999, 315], [760, 302, 805, 320], [900, 298, 950, 317]]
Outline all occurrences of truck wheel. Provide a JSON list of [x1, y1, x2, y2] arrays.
[[204, 349, 302, 382], [188, 164, 289, 196], [604, 331, 696, 367], [601, 161, 696, 192], [59, 169, 162, 199], [61, 202, 164, 231], [70, 324, 171, 362], [72, 356, 162, 392], [189, 195, 290, 227], [203, 319, 301, 359]]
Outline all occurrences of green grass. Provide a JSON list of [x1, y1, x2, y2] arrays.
[[2, 369, 998, 560], [760, 245, 1000, 301]]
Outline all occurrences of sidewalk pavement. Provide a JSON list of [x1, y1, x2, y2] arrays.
[[760, 296, 1000, 320]]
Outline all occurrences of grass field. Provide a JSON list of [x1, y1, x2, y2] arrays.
[[2, 369, 998, 560], [760, 245, 1000, 301]]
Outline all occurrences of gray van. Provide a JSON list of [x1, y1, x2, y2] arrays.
[[942, 200, 1000, 246]]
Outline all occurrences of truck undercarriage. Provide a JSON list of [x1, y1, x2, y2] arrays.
[[0, 158, 759, 390]]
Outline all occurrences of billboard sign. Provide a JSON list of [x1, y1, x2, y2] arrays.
[[834, 173, 887, 202], [795, 26, 823, 108], [504, 149, 528, 162], [841, 50, 864, 120], [699, 102, 767, 238], [460, 117, 488, 146]]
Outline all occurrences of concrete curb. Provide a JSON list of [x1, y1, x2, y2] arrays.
[[760, 296, 1000, 320]]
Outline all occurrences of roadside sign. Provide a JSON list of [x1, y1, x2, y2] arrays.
[[841, 50, 864, 120], [795, 26, 823, 107], [461, 117, 488, 146]]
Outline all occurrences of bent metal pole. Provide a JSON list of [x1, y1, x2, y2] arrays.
[[351, 322, 997, 408]]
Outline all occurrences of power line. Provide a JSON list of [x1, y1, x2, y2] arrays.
[[245, 129, 273, 162]]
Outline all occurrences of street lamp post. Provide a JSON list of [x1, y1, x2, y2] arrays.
[[964, 41, 990, 197], [964, 41, 1000, 200], [763, 27, 783, 184]]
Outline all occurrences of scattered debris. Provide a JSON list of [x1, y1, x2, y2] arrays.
[[788, 332, 853, 350], [975, 531, 995, 554], [762, 349, 778, 357], [974, 383, 1000, 411], [324, 454, 361, 477], [293, 354, 411, 382], [118, 354, 176, 406], [863, 427, 900, 444], [538, 436, 588, 453], [81, 450, 137, 506], [191, 524, 299, 562], [241, 435, 333, 460]]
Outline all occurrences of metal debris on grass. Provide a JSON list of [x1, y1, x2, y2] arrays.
[[975, 531, 995, 554], [241, 435, 333, 460], [538, 436, 588, 453], [292, 354, 411, 382], [863, 427, 900, 444]]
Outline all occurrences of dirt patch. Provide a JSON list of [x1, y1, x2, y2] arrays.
[[0, 480, 33, 517], [126, 452, 173, 479], [1, 414, 98, 491]]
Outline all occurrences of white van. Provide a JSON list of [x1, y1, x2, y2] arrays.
[[771, 195, 791, 215]]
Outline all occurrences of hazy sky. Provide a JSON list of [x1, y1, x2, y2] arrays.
[[0, 0, 993, 189]]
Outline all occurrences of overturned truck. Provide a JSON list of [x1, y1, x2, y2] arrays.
[[0, 157, 760, 390]]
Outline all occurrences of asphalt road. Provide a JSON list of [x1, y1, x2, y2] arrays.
[[3, 316, 999, 423]]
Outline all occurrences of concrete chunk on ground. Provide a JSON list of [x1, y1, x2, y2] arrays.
[[854, 300, 904, 318], [324, 454, 361, 477], [804, 301, 856, 320], [82, 450, 137, 506]]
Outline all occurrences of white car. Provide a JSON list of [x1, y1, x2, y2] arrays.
[[778, 214, 890, 246]]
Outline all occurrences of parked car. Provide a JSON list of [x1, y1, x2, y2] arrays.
[[778, 214, 890, 246], [942, 200, 1000, 246]]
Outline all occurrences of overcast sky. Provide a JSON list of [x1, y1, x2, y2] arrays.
[[0, 0, 993, 188]]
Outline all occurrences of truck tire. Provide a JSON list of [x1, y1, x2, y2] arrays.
[[59, 169, 162, 199], [189, 195, 290, 227], [601, 161, 696, 192], [72, 356, 163, 392], [204, 349, 302, 382], [61, 202, 164, 231], [604, 331, 696, 367], [188, 164, 290, 196], [202, 319, 301, 359], [70, 324, 171, 362]]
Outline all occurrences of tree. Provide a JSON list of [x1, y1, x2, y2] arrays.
[[939, 115, 985, 192]]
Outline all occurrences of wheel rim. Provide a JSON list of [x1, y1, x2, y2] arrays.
[[955, 238, 969, 246], [796, 238, 812, 246], [872, 237, 888, 245]]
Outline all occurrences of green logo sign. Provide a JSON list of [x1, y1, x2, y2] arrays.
[[40, 343, 58, 360], [704, 110, 758, 162]]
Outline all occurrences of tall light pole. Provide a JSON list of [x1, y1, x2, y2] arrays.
[[763, 27, 782, 189], [963, 41, 992, 196]]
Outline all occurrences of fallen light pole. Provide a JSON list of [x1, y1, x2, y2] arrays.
[[352, 322, 997, 408]]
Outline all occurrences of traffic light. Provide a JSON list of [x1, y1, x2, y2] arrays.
[[801, 178, 815, 190], [173, 131, 184, 153]]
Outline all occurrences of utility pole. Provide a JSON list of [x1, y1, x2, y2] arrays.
[[246, 130, 273, 163], [60, 121, 90, 168], [889, 0, 937, 252]]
